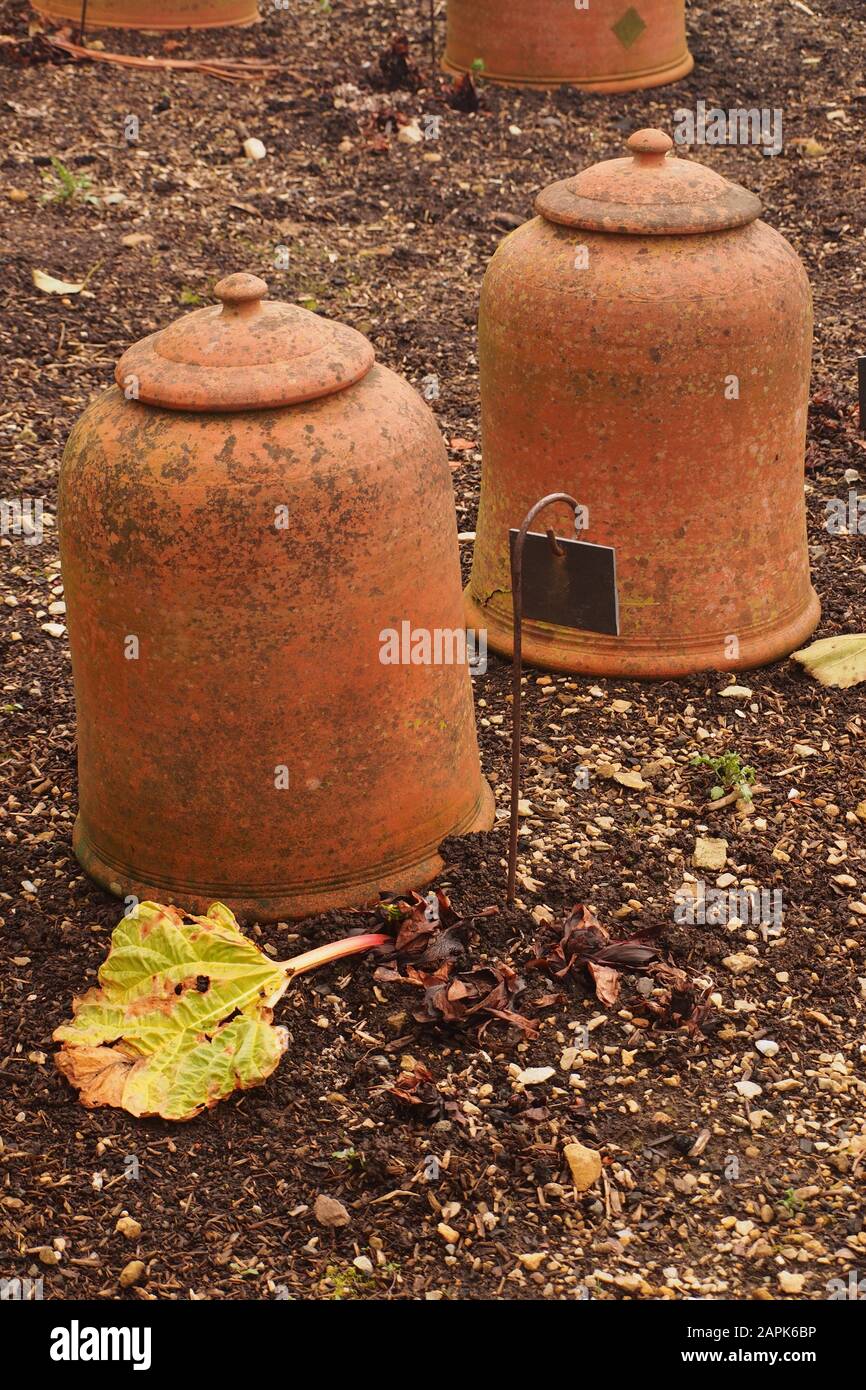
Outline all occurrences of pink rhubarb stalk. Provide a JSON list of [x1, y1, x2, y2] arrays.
[[281, 933, 389, 978]]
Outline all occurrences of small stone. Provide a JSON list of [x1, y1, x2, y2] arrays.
[[778, 1270, 806, 1294], [115, 1215, 142, 1239], [611, 699, 632, 713], [437, 1222, 460, 1243], [517, 1252, 546, 1272], [694, 837, 728, 871], [41, 622, 65, 638], [614, 1273, 644, 1293], [242, 137, 267, 160], [516, 1066, 555, 1086], [755, 1039, 779, 1057], [314, 1194, 350, 1228], [723, 951, 759, 975], [38, 1246, 61, 1266], [559, 1046, 578, 1071], [48, 600, 66, 615], [119, 1259, 146, 1288], [735, 1080, 762, 1100], [614, 769, 647, 791], [398, 122, 424, 145], [352, 1255, 373, 1274], [719, 684, 752, 698], [563, 1142, 602, 1192]]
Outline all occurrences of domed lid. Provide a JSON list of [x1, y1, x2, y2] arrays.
[[535, 129, 762, 236], [116, 273, 375, 412]]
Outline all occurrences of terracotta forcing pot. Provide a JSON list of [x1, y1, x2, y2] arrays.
[[444, 0, 692, 92], [59, 273, 493, 921], [31, 0, 258, 29], [465, 130, 820, 678]]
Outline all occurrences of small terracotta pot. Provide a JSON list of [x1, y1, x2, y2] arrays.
[[443, 0, 692, 92], [466, 130, 819, 678], [31, 0, 258, 29], [59, 274, 493, 921]]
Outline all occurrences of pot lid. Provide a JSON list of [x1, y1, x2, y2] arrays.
[[115, 273, 375, 412], [535, 129, 762, 236]]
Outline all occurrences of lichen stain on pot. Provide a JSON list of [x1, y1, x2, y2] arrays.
[[59, 274, 493, 921], [466, 130, 819, 678]]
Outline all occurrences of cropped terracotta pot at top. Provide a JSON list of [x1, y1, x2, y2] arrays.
[[31, 0, 258, 29], [465, 130, 820, 678], [444, 0, 692, 92], [59, 273, 493, 921]]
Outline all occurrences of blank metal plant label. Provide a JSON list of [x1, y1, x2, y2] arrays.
[[509, 529, 620, 637]]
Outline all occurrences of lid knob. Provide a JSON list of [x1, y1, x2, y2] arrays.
[[214, 272, 268, 317], [626, 128, 674, 166]]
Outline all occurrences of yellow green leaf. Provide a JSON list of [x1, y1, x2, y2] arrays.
[[791, 634, 866, 690], [53, 901, 288, 1121]]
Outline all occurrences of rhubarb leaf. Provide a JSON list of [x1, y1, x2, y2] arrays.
[[53, 901, 288, 1121]]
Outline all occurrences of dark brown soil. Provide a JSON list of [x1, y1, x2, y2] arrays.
[[1, 0, 865, 1302]]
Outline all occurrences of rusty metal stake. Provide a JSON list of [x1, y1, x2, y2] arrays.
[[507, 493, 581, 906], [78, 0, 89, 45]]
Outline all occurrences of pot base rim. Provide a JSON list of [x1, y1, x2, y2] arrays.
[[464, 585, 821, 679], [30, 2, 260, 29], [441, 49, 693, 93], [72, 779, 496, 922]]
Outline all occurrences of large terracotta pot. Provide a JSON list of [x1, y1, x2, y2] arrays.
[[465, 130, 820, 678], [59, 273, 493, 921], [31, 0, 258, 29], [443, 0, 692, 92]]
